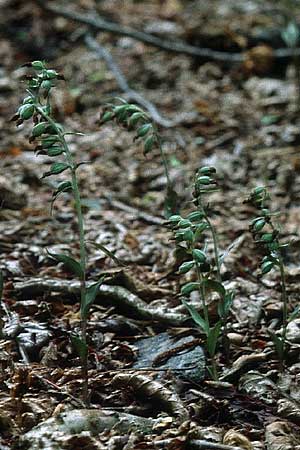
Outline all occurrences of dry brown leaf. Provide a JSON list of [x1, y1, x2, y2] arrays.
[[223, 430, 253, 450]]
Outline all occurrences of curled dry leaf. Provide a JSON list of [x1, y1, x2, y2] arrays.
[[111, 373, 188, 419], [223, 430, 253, 450], [265, 421, 299, 450]]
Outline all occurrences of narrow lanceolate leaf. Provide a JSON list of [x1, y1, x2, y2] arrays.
[[137, 123, 152, 138], [182, 299, 209, 334], [128, 112, 144, 128], [268, 331, 284, 362], [187, 211, 205, 222], [55, 181, 73, 195], [288, 305, 300, 323], [47, 251, 83, 279], [207, 322, 222, 357], [201, 279, 226, 300], [81, 277, 106, 320], [164, 185, 178, 219], [143, 134, 156, 155], [181, 282, 200, 296], [42, 162, 70, 178], [71, 334, 88, 361], [100, 111, 114, 123], [86, 241, 124, 266], [50, 181, 73, 214]]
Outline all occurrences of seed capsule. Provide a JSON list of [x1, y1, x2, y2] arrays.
[[252, 218, 266, 232], [261, 260, 274, 274], [192, 249, 206, 263]]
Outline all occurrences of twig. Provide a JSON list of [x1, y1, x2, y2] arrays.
[[38, 2, 242, 62], [38, 2, 300, 62], [84, 34, 197, 127], [13, 277, 187, 325], [154, 439, 243, 450], [103, 193, 165, 225]]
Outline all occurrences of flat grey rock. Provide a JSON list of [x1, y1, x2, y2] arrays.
[[133, 332, 205, 382]]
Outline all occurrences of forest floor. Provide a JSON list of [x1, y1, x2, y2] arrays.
[[1, 0, 300, 449]]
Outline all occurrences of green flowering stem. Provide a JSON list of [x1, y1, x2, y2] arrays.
[[34, 103, 88, 402], [204, 214, 221, 283], [278, 255, 288, 352], [157, 134, 171, 187], [194, 261, 209, 326]]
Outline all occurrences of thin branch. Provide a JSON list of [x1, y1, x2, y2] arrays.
[[38, 2, 300, 61], [84, 34, 197, 127], [154, 439, 243, 450], [13, 277, 187, 325], [38, 2, 242, 62]]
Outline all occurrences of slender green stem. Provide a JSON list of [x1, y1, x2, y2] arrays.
[[35, 104, 88, 403], [195, 260, 209, 326], [205, 215, 221, 283], [278, 255, 288, 347], [157, 136, 171, 187]]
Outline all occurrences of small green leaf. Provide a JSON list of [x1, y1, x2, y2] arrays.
[[178, 261, 194, 274], [288, 306, 300, 323], [143, 134, 155, 155], [269, 331, 284, 362], [71, 334, 88, 361], [187, 211, 205, 222], [207, 322, 222, 357], [128, 112, 144, 128], [253, 186, 266, 196], [178, 219, 191, 228], [218, 290, 234, 318], [50, 181, 73, 215], [181, 282, 200, 295], [175, 229, 194, 243], [86, 241, 124, 266], [201, 279, 226, 300], [182, 299, 209, 334], [137, 123, 152, 138], [81, 277, 106, 320], [126, 105, 144, 114], [196, 176, 213, 185], [193, 222, 209, 239], [42, 162, 70, 178], [198, 166, 216, 176], [282, 21, 300, 48], [47, 251, 83, 279], [260, 233, 275, 243], [167, 215, 182, 224], [101, 111, 114, 123], [55, 181, 73, 195], [164, 185, 179, 219], [22, 96, 34, 104]]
